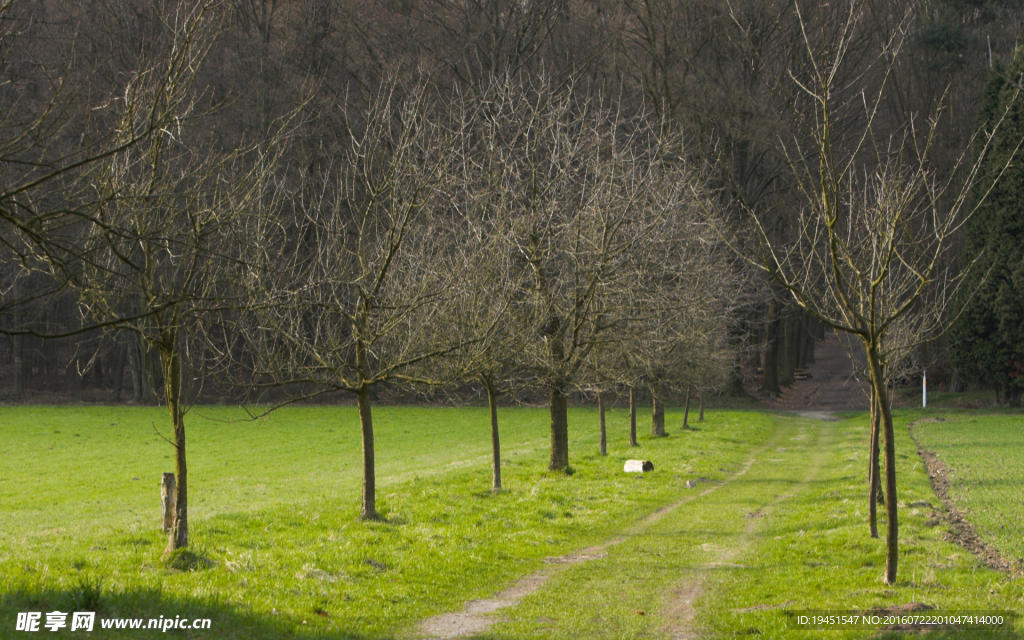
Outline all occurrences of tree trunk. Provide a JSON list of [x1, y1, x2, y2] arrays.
[[866, 344, 898, 584], [651, 382, 665, 436], [628, 386, 638, 447], [549, 384, 570, 471], [760, 300, 782, 397], [725, 323, 748, 397], [111, 345, 126, 401], [598, 391, 607, 456], [484, 377, 502, 491], [868, 387, 881, 539], [12, 334, 25, 398], [356, 383, 378, 519], [12, 277, 25, 398], [128, 338, 143, 401], [779, 311, 796, 386], [698, 388, 705, 422], [162, 343, 188, 553], [682, 385, 691, 429]]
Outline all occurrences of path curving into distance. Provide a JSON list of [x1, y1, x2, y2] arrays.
[[412, 415, 837, 640]]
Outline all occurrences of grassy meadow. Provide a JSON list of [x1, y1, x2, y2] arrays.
[[899, 408, 1024, 565], [1, 403, 1023, 639], [0, 404, 774, 638]]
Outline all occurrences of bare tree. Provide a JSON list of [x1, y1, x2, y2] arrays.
[[0, 0, 227, 339], [586, 190, 747, 439], [60, 1, 281, 553], [237, 80, 461, 520], [441, 100, 542, 490], [453, 74, 696, 472], [717, 0, 1005, 584]]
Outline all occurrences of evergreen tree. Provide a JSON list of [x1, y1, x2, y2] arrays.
[[950, 48, 1024, 403]]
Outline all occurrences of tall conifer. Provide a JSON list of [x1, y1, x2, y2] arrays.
[[950, 49, 1024, 403]]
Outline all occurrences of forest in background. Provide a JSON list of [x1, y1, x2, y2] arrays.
[[2, 0, 1023, 406]]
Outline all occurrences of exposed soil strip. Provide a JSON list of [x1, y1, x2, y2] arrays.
[[413, 436, 783, 640], [908, 423, 1024, 577]]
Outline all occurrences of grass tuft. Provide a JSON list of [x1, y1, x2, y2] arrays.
[[68, 576, 104, 612]]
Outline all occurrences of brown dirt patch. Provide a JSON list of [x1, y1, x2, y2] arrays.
[[763, 333, 870, 411], [662, 577, 704, 640], [414, 573, 551, 639], [908, 424, 1024, 577]]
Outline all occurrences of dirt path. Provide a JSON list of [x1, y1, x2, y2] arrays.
[[413, 433, 787, 640], [767, 333, 869, 412], [660, 417, 830, 640]]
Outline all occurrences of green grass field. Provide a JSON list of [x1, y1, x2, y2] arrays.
[[898, 408, 1024, 566], [1, 404, 1022, 639]]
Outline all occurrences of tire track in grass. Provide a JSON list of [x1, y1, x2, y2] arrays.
[[412, 425, 788, 640], [661, 414, 831, 640]]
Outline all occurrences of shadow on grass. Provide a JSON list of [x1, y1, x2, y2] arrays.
[[1, 584, 390, 640]]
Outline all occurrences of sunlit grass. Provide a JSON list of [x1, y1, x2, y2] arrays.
[[484, 412, 1024, 640], [900, 407, 1024, 564], [0, 404, 772, 639]]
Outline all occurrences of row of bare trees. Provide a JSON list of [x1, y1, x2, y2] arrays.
[[2, 0, 1015, 585], [231, 75, 749, 522]]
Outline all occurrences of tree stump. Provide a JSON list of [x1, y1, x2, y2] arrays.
[[161, 473, 176, 532]]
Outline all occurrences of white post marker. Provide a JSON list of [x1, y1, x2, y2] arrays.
[[922, 370, 927, 408]]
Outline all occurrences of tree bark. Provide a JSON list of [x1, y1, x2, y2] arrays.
[[866, 345, 898, 584], [725, 322, 749, 397], [698, 388, 705, 422], [868, 387, 881, 539], [628, 386, 638, 446], [484, 377, 502, 491], [162, 342, 188, 553], [549, 384, 570, 471], [682, 384, 691, 429], [356, 383, 378, 519], [779, 311, 796, 386], [760, 300, 782, 397], [651, 382, 665, 436], [598, 391, 607, 456]]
